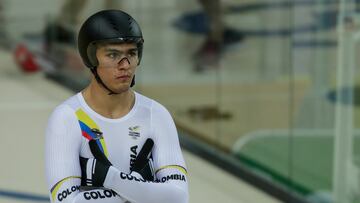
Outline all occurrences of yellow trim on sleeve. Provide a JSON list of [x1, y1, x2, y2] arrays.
[[50, 176, 81, 201], [155, 165, 188, 175]]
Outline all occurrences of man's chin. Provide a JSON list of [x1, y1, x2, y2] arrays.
[[109, 85, 131, 94]]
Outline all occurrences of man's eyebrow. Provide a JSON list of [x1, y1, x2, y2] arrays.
[[128, 48, 139, 52], [104, 48, 138, 53], [104, 48, 120, 53]]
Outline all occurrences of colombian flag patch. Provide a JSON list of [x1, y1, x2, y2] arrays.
[[75, 109, 109, 157]]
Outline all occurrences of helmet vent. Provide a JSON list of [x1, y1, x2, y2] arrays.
[[128, 20, 133, 31], [108, 21, 118, 31]]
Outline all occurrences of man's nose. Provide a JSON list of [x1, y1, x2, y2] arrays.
[[117, 57, 131, 68]]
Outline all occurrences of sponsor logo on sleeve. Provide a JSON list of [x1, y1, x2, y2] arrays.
[[120, 172, 149, 183], [157, 174, 187, 183], [118, 172, 186, 183], [50, 176, 81, 202], [57, 185, 80, 202], [129, 145, 138, 167], [83, 190, 117, 200]]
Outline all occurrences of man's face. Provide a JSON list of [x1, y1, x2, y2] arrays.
[[95, 43, 139, 93]]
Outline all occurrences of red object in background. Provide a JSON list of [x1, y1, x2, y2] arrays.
[[14, 44, 39, 73]]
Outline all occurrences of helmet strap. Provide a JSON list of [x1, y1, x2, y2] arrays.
[[130, 75, 135, 87], [90, 67, 118, 95]]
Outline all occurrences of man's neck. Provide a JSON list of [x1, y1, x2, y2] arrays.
[[82, 82, 135, 119]]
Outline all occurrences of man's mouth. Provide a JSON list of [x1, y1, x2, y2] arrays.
[[115, 75, 131, 80]]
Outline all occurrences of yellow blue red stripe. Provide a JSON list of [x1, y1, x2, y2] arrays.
[[75, 109, 109, 157]]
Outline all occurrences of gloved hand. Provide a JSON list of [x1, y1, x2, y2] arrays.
[[130, 138, 155, 181], [80, 138, 155, 187], [80, 139, 112, 187]]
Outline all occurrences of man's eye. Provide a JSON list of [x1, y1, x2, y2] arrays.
[[108, 53, 118, 59], [129, 51, 137, 57]]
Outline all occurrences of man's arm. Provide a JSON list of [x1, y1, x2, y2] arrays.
[[45, 105, 124, 203], [81, 102, 189, 203], [80, 158, 188, 203], [119, 101, 188, 203]]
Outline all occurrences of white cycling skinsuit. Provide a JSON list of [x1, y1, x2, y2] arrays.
[[45, 91, 188, 203]]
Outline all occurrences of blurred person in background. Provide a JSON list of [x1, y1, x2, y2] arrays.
[[0, 0, 7, 47], [44, 0, 244, 72], [194, 0, 244, 72], [44, 0, 120, 50], [0, 0, 3, 35], [45, 9, 188, 203]]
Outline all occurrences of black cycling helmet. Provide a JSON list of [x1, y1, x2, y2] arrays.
[[77, 9, 144, 93], [78, 9, 144, 67]]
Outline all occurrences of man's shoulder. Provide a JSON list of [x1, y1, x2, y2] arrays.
[[50, 93, 80, 118], [135, 91, 168, 112], [136, 93, 174, 122], [61, 93, 81, 109]]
